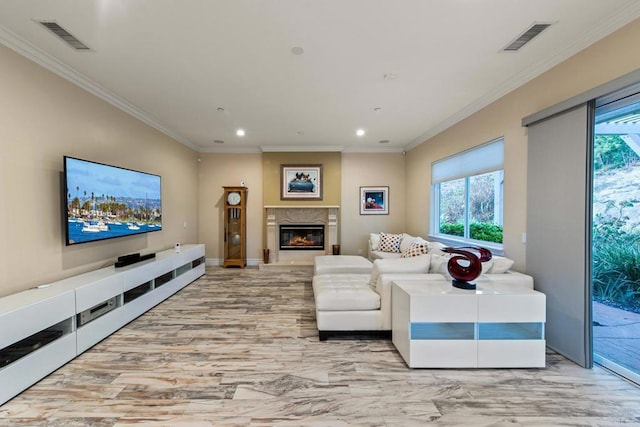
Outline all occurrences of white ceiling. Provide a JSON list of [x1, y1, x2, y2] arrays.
[[1, 1, 640, 153]]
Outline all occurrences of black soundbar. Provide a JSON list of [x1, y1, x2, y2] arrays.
[[118, 253, 140, 262], [115, 252, 156, 268]]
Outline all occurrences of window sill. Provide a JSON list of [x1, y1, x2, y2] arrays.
[[428, 234, 504, 256]]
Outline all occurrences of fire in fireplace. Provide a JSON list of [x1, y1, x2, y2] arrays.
[[279, 224, 325, 250]]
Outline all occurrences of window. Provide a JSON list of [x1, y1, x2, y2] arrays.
[[431, 138, 504, 246]]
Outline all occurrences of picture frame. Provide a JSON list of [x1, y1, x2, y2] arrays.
[[360, 186, 389, 215], [281, 164, 323, 200]]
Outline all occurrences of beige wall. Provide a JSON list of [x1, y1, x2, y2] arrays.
[[406, 17, 640, 272], [0, 44, 199, 297], [340, 153, 406, 255], [197, 153, 263, 262]]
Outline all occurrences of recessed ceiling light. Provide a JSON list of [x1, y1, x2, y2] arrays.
[[217, 107, 225, 112], [213, 140, 224, 144], [379, 140, 390, 144], [291, 46, 304, 55], [236, 129, 245, 137], [383, 73, 399, 80], [297, 130, 305, 135], [356, 129, 365, 137], [374, 107, 382, 112]]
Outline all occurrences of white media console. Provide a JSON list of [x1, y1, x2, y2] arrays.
[[0, 243, 205, 406]]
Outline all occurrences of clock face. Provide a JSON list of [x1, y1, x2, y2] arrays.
[[227, 191, 241, 205]]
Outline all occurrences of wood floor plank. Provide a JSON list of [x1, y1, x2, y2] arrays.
[[1, 266, 639, 426]]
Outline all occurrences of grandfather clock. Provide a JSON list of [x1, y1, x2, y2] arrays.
[[222, 186, 248, 268]]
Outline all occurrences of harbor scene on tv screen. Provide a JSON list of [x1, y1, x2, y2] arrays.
[[64, 157, 162, 245]]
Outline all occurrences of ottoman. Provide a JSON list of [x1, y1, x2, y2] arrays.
[[314, 255, 373, 275], [312, 273, 385, 340]]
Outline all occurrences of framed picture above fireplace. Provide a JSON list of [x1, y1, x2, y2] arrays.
[[360, 186, 389, 215], [281, 164, 323, 200]]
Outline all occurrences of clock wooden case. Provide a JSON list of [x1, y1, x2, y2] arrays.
[[222, 186, 248, 268]]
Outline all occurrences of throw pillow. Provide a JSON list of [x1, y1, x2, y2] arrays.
[[399, 233, 417, 253], [481, 258, 494, 274], [378, 232, 402, 253], [401, 241, 430, 258], [426, 241, 448, 256], [488, 256, 515, 274]]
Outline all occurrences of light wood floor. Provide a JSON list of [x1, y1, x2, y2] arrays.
[[1, 267, 639, 426]]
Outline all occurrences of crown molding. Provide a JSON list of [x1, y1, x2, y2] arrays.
[[260, 145, 345, 152], [198, 145, 262, 154], [0, 24, 199, 151], [198, 145, 405, 154], [341, 146, 405, 154]]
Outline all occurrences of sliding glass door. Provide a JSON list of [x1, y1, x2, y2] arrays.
[[592, 94, 640, 385]]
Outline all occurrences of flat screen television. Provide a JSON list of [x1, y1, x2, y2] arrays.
[[63, 156, 162, 245]]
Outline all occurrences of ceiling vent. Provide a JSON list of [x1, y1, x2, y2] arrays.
[[503, 23, 552, 52], [37, 21, 90, 51]]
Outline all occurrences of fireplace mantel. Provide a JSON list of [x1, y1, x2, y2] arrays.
[[265, 206, 339, 263]]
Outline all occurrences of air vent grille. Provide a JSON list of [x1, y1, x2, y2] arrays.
[[503, 23, 552, 52], [38, 21, 90, 51]]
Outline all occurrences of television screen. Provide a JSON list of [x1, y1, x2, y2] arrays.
[[64, 156, 162, 245]]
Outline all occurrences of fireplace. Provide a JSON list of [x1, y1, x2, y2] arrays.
[[279, 224, 325, 250], [264, 206, 338, 264]]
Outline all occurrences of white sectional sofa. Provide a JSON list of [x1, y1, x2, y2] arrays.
[[313, 239, 532, 341]]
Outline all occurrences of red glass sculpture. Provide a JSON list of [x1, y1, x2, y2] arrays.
[[441, 246, 492, 289]]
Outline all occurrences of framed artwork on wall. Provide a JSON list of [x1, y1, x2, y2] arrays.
[[281, 164, 323, 200], [360, 186, 389, 215]]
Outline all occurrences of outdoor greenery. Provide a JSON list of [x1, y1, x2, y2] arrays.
[[592, 200, 640, 314], [439, 222, 503, 243], [439, 223, 463, 236], [439, 171, 503, 243], [592, 134, 640, 313], [470, 222, 503, 243], [594, 134, 640, 170]]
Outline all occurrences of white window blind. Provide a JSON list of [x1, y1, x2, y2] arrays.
[[431, 138, 504, 184]]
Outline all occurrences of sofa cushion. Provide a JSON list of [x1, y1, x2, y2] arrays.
[[401, 241, 430, 258], [369, 233, 381, 251], [378, 232, 402, 253], [369, 254, 431, 287], [429, 253, 451, 274], [371, 250, 402, 260], [314, 255, 373, 275], [313, 275, 381, 311]]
